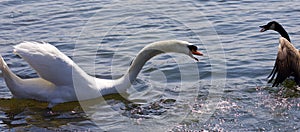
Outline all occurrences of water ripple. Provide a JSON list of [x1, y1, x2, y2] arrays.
[[0, 0, 299, 131]]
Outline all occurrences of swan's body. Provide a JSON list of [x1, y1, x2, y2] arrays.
[[0, 40, 202, 107], [260, 21, 300, 86]]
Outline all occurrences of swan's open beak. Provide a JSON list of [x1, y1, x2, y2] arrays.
[[191, 50, 203, 61], [187, 45, 203, 61], [259, 25, 267, 32], [192, 50, 203, 56]]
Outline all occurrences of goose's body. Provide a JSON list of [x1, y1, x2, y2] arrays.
[[268, 37, 300, 86], [0, 40, 202, 107], [260, 21, 300, 86]]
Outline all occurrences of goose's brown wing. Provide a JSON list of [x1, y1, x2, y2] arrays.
[[268, 37, 300, 87]]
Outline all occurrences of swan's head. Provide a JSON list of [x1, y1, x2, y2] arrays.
[[187, 44, 203, 61], [259, 21, 279, 32], [148, 40, 203, 61]]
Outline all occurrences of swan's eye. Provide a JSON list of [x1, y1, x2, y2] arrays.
[[188, 45, 203, 57], [187, 45, 198, 52]]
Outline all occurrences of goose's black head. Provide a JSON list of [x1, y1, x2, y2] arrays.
[[259, 21, 291, 42], [259, 21, 280, 32]]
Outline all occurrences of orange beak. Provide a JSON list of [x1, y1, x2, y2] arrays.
[[191, 50, 203, 61], [192, 50, 203, 56]]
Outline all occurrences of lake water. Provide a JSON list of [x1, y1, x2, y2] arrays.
[[0, 0, 300, 131]]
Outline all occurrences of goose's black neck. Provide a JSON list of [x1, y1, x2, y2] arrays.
[[275, 23, 291, 42]]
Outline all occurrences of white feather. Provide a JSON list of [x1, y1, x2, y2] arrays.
[[13, 42, 76, 85], [0, 40, 200, 107]]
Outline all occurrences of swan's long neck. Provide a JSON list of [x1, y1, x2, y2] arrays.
[[275, 24, 291, 42], [125, 49, 163, 82], [106, 41, 189, 94]]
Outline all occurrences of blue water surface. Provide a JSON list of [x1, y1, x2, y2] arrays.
[[0, 1, 299, 131]]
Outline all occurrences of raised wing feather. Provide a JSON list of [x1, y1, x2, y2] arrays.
[[268, 37, 300, 86], [13, 41, 79, 85]]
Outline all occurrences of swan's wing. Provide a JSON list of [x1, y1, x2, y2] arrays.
[[13, 41, 79, 85], [268, 37, 300, 87]]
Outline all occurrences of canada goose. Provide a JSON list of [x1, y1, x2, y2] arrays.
[[260, 21, 300, 87], [0, 40, 203, 107]]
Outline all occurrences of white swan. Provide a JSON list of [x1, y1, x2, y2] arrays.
[[0, 40, 202, 107]]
